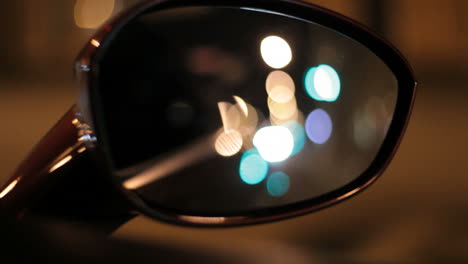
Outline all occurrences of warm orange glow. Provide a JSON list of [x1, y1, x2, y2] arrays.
[[77, 146, 86, 153], [74, 0, 116, 29], [0, 178, 20, 199], [90, 39, 101, 47], [178, 216, 226, 224], [49, 155, 72, 173]]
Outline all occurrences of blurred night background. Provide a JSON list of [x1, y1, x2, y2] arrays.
[[1, 0, 467, 262]]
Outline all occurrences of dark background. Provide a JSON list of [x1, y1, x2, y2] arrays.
[[1, 0, 467, 262]]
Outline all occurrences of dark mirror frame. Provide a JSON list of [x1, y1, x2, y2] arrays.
[[0, 0, 416, 231]]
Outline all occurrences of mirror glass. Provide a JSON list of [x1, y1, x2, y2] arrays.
[[96, 6, 397, 215]]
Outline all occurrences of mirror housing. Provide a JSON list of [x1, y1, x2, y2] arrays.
[[2, 0, 416, 229]]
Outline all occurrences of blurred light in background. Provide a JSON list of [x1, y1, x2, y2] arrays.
[[265, 71, 296, 103], [214, 130, 243, 157], [267, 172, 290, 197], [239, 149, 269, 185], [253, 126, 294, 163], [48, 155, 72, 173], [74, 0, 117, 29], [305, 109, 333, 144], [268, 96, 297, 121], [0, 178, 20, 199], [218, 102, 241, 132], [304, 64, 341, 102], [270, 109, 303, 126], [90, 39, 101, 47], [233, 96, 249, 117], [260, 36, 292, 69], [238, 103, 259, 139], [281, 120, 306, 156]]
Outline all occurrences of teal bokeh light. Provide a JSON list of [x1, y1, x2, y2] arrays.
[[267, 172, 290, 197], [304, 64, 341, 102], [239, 149, 269, 185], [282, 120, 306, 155]]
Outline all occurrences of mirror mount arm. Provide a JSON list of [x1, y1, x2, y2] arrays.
[[0, 106, 136, 234]]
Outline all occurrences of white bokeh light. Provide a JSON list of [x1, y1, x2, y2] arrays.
[[214, 130, 243, 157], [253, 126, 294, 163], [260, 36, 292, 69]]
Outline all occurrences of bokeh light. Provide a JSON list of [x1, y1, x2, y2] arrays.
[[233, 96, 249, 117], [265, 71, 295, 103], [239, 149, 269, 185], [253, 126, 294, 163], [74, 0, 117, 29], [214, 130, 243, 157], [218, 102, 241, 132], [281, 121, 306, 155], [260, 36, 292, 69], [238, 102, 259, 135], [304, 64, 341, 102], [267, 172, 290, 197], [270, 109, 304, 126], [268, 96, 297, 121], [305, 109, 333, 144]]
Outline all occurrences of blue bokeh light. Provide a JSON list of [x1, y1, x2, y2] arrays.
[[304, 64, 341, 102], [281, 120, 306, 155], [239, 149, 269, 185], [267, 172, 290, 197], [305, 109, 333, 144]]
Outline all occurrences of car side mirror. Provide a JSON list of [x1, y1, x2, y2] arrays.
[[1, 0, 416, 229]]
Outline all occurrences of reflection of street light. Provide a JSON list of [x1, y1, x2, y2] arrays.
[[0, 178, 20, 199], [214, 130, 243, 157], [267, 172, 290, 197], [266, 71, 295, 103], [305, 109, 333, 144], [304, 65, 341, 102], [239, 149, 268, 185], [260, 36, 292, 69], [253, 126, 294, 163], [74, 0, 117, 29]]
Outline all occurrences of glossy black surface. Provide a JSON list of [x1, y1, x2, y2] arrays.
[[76, 0, 416, 226], [95, 6, 397, 215]]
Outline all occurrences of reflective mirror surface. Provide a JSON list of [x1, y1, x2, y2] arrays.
[[95, 6, 397, 215]]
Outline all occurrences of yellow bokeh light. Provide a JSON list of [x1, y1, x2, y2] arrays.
[[233, 96, 249, 117], [266, 70, 295, 103], [268, 96, 297, 121], [74, 0, 116, 29], [260, 36, 292, 69], [239, 103, 258, 134], [218, 102, 241, 132], [214, 130, 243, 157], [270, 109, 304, 126], [90, 39, 100, 47]]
